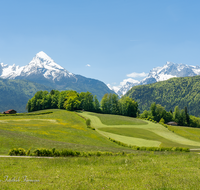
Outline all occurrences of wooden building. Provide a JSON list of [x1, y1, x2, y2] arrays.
[[2, 109, 17, 114]]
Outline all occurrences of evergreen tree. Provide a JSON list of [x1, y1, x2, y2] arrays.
[[150, 102, 156, 120], [185, 106, 190, 125]]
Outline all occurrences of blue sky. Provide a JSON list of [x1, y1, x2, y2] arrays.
[[1, 0, 200, 87]]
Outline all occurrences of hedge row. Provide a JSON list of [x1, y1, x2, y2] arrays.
[[108, 138, 190, 152], [8, 148, 123, 157]]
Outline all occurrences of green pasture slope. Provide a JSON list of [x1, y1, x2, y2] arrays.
[[1, 110, 200, 189], [0, 109, 134, 155], [79, 112, 200, 148]]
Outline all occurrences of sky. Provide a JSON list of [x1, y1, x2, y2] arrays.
[[1, 0, 200, 88]]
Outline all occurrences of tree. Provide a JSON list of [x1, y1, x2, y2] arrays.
[[63, 91, 80, 111], [110, 94, 120, 115], [155, 104, 165, 122], [93, 95, 101, 112], [58, 91, 68, 109], [185, 107, 190, 126], [101, 94, 109, 113], [140, 110, 150, 118], [173, 106, 180, 123], [82, 92, 94, 111], [120, 97, 138, 117], [150, 102, 156, 120], [159, 118, 165, 124]]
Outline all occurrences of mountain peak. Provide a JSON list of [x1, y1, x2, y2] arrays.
[[35, 51, 53, 62]]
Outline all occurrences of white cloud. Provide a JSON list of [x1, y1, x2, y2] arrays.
[[86, 64, 91, 67], [119, 78, 139, 86], [126, 72, 148, 78]]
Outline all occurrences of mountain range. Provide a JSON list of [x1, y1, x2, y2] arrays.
[[0, 51, 114, 101], [110, 62, 200, 96]]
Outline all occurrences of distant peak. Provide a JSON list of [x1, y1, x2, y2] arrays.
[[35, 51, 52, 61], [166, 61, 174, 65]]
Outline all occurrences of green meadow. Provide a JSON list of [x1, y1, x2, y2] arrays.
[[79, 112, 200, 148], [0, 110, 133, 155], [1, 109, 200, 189], [1, 153, 200, 189]]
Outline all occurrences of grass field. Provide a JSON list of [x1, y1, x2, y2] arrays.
[[79, 111, 200, 148], [167, 125, 200, 142], [1, 152, 200, 189], [0, 109, 134, 155], [88, 112, 148, 125], [1, 109, 200, 189]]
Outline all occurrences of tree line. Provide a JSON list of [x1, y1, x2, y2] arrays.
[[140, 102, 200, 128], [27, 90, 200, 128], [27, 90, 139, 117]]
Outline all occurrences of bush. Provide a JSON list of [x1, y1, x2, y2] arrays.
[[159, 118, 165, 124], [8, 148, 26, 156], [26, 148, 31, 156], [86, 119, 91, 126], [33, 148, 53, 156]]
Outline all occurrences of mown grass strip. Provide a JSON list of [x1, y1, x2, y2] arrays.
[[99, 127, 194, 148], [88, 112, 148, 125], [108, 138, 190, 152]]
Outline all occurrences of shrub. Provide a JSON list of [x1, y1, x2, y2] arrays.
[[33, 148, 53, 156], [26, 148, 31, 156], [159, 118, 165, 124], [8, 148, 26, 156], [86, 119, 91, 126]]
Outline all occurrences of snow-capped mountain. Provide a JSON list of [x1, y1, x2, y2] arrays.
[[108, 78, 139, 97], [110, 61, 200, 96], [140, 61, 200, 85], [0, 51, 114, 100], [0, 51, 75, 81]]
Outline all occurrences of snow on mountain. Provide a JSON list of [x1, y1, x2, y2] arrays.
[[0, 63, 24, 79], [0, 51, 75, 81], [113, 61, 200, 97], [108, 78, 139, 97], [139, 61, 200, 85]]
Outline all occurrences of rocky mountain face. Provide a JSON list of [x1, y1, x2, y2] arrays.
[[0, 51, 114, 101], [110, 62, 200, 96]]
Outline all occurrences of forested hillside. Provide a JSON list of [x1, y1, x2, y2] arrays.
[[125, 75, 200, 117], [0, 79, 51, 113]]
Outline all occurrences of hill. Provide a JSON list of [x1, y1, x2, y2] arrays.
[[0, 109, 133, 155], [125, 75, 200, 117], [0, 78, 52, 113]]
